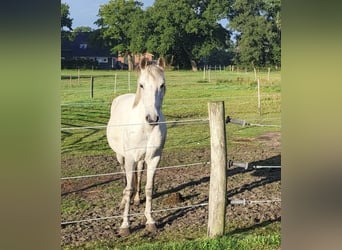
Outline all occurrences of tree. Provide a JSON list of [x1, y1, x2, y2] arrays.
[[263, 0, 281, 67], [144, 0, 232, 70], [61, 3, 73, 41], [96, 0, 143, 52], [73, 26, 93, 33], [68, 26, 93, 41], [96, 0, 234, 70], [96, 0, 145, 70], [61, 3, 73, 31], [95, 0, 281, 70], [228, 0, 281, 67]]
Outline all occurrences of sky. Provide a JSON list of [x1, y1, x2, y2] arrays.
[[62, 0, 155, 29]]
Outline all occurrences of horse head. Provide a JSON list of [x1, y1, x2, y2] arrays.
[[133, 58, 166, 125]]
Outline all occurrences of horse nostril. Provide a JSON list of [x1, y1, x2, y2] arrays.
[[145, 115, 159, 125]]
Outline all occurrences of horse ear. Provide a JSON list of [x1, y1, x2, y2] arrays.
[[139, 57, 148, 70], [157, 57, 166, 70]]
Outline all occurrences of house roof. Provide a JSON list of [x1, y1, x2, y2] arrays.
[[61, 32, 116, 58]]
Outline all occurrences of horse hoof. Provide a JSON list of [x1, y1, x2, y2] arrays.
[[133, 199, 140, 206], [119, 227, 130, 237], [146, 223, 157, 233]]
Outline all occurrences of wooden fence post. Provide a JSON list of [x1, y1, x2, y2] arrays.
[[114, 73, 117, 94], [203, 66, 206, 80], [208, 68, 211, 82], [78, 68, 80, 84], [90, 76, 94, 98], [257, 77, 261, 115], [207, 101, 227, 238], [128, 71, 131, 92]]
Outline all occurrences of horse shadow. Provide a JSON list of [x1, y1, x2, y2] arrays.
[[61, 176, 122, 196], [152, 176, 209, 200]]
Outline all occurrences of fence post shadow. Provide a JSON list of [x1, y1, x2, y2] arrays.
[[226, 154, 281, 198], [225, 216, 281, 237], [153, 175, 209, 200]]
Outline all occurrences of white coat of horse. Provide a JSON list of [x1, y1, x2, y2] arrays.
[[106, 58, 167, 236]]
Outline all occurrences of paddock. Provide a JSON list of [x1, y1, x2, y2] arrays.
[[61, 68, 281, 248]]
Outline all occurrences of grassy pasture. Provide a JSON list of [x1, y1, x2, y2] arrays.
[[61, 69, 280, 157], [61, 68, 281, 249]]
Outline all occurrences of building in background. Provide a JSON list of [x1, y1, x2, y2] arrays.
[[62, 32, 154, 70]]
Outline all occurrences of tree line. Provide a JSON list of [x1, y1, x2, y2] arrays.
[[61, 0, 280, 70]]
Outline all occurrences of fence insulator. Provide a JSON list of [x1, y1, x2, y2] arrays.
[[229, 199, 246, 205], [228, 161, 281, 170], [225, 116, 247, 126], [229, 198, 281, 205], [225, 115, 280, 128], [229, 161, 248, 170], [253, 165, 281, 169]]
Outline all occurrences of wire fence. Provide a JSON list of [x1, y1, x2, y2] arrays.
[[61, 115, 281, 226], [61, 116, 280, 181], [61, 161, 210, 181], [60, 93, 281, 107], [61, 196, 281, 226], [61, 119, 210, 131], [61, 157, 281, 182], [61, 202, 209, 226], [61, 116, 280, 132], [61, 73, 281, 229]]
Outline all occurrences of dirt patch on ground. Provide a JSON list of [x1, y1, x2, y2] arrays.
[[61, 132, 281, 248]]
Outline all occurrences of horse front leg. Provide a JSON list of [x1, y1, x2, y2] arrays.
[[119, 158, 135, 237], [133, 160, 144, 206], [144, 157, 160, 233]]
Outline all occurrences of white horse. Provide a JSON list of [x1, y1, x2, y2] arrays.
[[106, 58, 167, 236]]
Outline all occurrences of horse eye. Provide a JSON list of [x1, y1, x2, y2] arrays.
[[160, 83, 165, 89], [139, 84, 144, 89]]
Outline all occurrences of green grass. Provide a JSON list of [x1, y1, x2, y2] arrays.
[[127, 233, 280, 250], [63, 222, 280, 250], [61, 196, 92, 217], [61, 69, 281, 157]]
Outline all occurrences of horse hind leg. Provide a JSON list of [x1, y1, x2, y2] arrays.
[[116, 154, 128, 209], [119, 160, 142, 209], [116, 154, 126, 187]]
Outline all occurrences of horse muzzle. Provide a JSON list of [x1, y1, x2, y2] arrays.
[[145, 114, 159, 125]]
